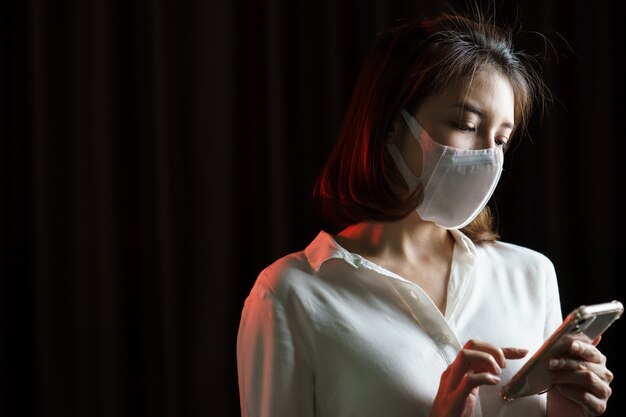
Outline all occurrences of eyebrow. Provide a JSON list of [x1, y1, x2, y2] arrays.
[[453, 102, 514, 130]]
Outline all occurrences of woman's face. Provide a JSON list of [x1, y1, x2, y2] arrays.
[[396, 68, 515, 176]]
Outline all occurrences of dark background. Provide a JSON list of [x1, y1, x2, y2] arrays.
[[1, 0, 624, 416]]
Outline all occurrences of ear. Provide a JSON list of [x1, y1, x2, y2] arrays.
[[386, 115, 404, 143]]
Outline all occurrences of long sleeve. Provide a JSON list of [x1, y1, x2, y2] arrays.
[[237, 231, 557, 417], [543, 260, 562, 340], [236, 282, 316, 417]]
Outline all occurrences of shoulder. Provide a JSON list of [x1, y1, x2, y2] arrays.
[[472, 239, 561, 320], [251, 250, 316, 301], [476, 239, 557, 277], [246, 230, 346, 305]]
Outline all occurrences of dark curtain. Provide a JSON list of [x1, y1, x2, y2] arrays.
[[1, 1, 624, 416]]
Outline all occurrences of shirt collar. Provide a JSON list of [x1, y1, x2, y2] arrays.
[[448, 228, 476, 259], [305, 228, 476, 273], [304, 231, 359, 272]]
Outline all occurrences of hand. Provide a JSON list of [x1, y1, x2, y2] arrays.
[[429, 339, 528, 417], [548, 336, 613, 416]]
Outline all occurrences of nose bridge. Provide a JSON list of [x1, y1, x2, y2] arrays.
[[479, 129, 496, 149]]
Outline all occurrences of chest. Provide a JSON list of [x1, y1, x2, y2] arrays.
[[377, 259, 452, 314], [307, 266, 548, 417]]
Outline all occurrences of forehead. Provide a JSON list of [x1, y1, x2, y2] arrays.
[[429, 69, 516, 123]]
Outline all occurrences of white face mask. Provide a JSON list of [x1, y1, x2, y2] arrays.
[[386, 109, 504, 230]]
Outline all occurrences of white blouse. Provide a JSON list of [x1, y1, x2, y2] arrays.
[[237, 229, 562, 417]]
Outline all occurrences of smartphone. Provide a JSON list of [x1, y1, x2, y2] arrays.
[[500, 300, 623, 402]]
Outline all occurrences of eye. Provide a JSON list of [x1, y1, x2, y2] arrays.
[[453, 122, 476, 132], [495, 136, 509, 149]]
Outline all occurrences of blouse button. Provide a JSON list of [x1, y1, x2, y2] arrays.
[[409, 290, 418, 299], [436, 334, 451, 344]]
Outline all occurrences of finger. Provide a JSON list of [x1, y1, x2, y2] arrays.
[[550, 369, 613, 398], [448, 349, 502, 387], [463, 339, 507, 367], [569, 341, 606, 364], [549, 359, 614, 383], [501, 347, 529, 360], [553, 384, 609, 416], [548, 359, 613, 384], [592, 335, 602, 346], [457, 372, 501, 397]]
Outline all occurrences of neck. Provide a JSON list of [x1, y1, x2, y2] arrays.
[[335, 212, 453, 264]]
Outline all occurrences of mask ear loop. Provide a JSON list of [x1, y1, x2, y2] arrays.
[[400, 109, 424, 140], [386, 143, 419, 191], [386, 109, 428, 191]]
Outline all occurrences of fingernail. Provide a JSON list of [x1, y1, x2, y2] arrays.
[[571, 342, 580, 352], [490, 374, 501, 383], [548, 359, 559, 369]]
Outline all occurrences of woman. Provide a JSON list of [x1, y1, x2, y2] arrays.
[[236, 11, 614, 417]]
